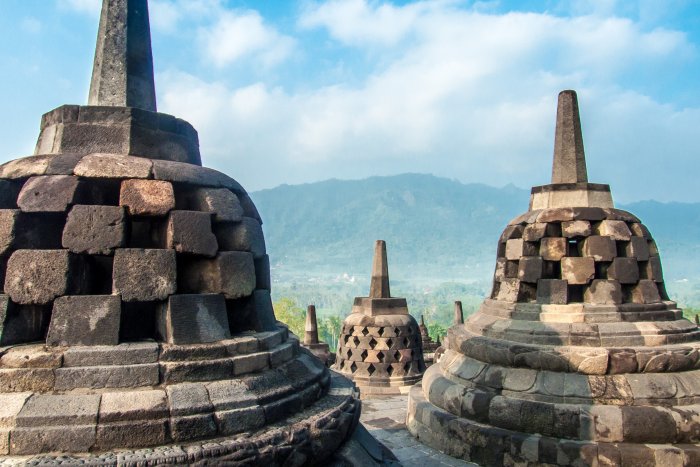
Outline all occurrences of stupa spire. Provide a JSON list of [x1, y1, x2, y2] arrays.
[[551, 90, 587, 184], [369, 240, 390, 298], [88, 0, 157, 111], [304, 305, 320, 345]]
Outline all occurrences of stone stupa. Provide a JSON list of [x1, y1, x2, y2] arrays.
[[407, 90, 700, 466], [0, 1, 361, 464], [418, 315, 439, 366], [301, 304, 332, 366], [333, 240, 425, 396]]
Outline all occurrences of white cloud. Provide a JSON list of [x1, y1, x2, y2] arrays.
[[157, 2, 698, 202], [149, 0, 224, 33], [198, 10, 295, 68]]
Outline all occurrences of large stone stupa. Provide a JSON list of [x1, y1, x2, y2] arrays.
[[0, 1, 360, 464], [333, 241, 426, 396], [407, 91, 700, 466]]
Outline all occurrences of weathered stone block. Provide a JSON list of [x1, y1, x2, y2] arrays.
[[190, 188, 243, 222], [15, 394, 100, 427], [166, 383, 213, 416], [10, 426, 96, 455], [74, 153, 152, 178], [584, 280, 622, 305], [0, 210, 19, 255], [205, 379, 257, 410], [505, 239, 538, 261], [537, 279, 568, 304], [232, 352, 269, 376], [561, 220, 591, 238], [607, 258, 640, 284], [62, 205, 125, 254], [53, 364, 159, 390], [170, 414, 217, 442], [0, 368, 55, 392], [629, 223, 651, 238], [113, 248, 176, 301], [255, 255, 271, 290], [628, 280, 661, 304], [215, 406, 265, 435], [522, 223, 559, 241], [494, 258, 519, 280], [214, 217, 266, 258], [624, 236, 650, 261], [596, 220, 632, 240], [0, 347, 61, 369], [5, 250, 87, 305], [0, 297, 49, 345], [0, 393, 31, 428], [46, 295, 121, 346], [539, 237, 567, 261], [157, 294, 230, 344], [496, 279, 521, 302], [99, 390, 168, 423], [95, 420, 167, 450], [246, 291, 276, 333], [561, 257, 595, 285], [119, 179, 175, 216], [152, 159, 244, 193], [642, 256, 663, 282], [166, 211, 218, 257], [160, 359, 233, 384], [518, 257, 543, 283], [17, 175, 80, 212], [62, 342, 158, 367], [179, 252, 255, 299], [581, 236, 617, 261]]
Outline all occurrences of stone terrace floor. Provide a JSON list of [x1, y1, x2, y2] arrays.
[[360, 394, 477, 467]]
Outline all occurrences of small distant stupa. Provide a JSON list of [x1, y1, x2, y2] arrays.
[[407, 90, 700, 465], [301, 304, 332, 366], [418, 315, 439, 366], [333, 241, 426, 396]]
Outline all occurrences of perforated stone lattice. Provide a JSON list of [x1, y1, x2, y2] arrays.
[[491, 206, 667, 306], [0, 153, 274, 348]]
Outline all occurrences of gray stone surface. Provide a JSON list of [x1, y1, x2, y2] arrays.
[[214, 217, 266, 257], [74, 153, 153, 178], [157, 294, 230, 344], [53, 363, 159, 390], [46, 295, 121, 346], [190, 188, 243, 222], [99, 390, 167, 422], [255, 255, 271, 290], [62, 341, 158, 367], [88, 0, 156, 110], [166, 210, 218, 257], [560, 257, 595, 285], [551, 90, 587, 184], [179, 252, 256, 299], [5, 249, 86, 305], [113, 248, 176, 301], [17, 175, 80, 212], [15, 394, 100, 427], [119, 179, 175, 216], [0, 210, 19, 255], [62, 205, 126, 254]]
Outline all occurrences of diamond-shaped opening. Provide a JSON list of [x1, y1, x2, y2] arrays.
[[403, 362, 411, 373], [369, 337, 377, 349], [378, 327, 385, 337], [344, 335, 350, 344], [403, 337, 410, 347], [386, 338, 393, 348], [377, 351, 385, 362], [387, 365, 394, 377], [361, 327, 369, 336], [394, 351, 401, 361], [353, 336, 360, 346], [368, 363, 376, 376], [360, 349, 368, 360], [350, 362, 357, 373], [394, 327, 400, 336]]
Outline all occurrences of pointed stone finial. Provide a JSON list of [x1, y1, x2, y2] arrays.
[[454, 301, 464, 325], [305, 305, 320, 345], [695, 314, 699, 326], [369, 240, 390, 298], [420, 314, 426, 326], [551, 90, 587, 184], [89, 0, 157, 111], [436, 334, 441, 346]]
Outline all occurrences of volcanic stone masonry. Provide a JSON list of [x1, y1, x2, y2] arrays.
[[333, 240, 426, 396], [0, 0, 362, 464], [419, 315, 439, 366], [407, 90, 700, 466]]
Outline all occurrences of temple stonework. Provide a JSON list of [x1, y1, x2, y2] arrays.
[[419, 315, 439, 366], [333, 241, 426, 396], [0, 1, 361, 464], [301, 304, 332, 366], [406, 90, 700, 466]]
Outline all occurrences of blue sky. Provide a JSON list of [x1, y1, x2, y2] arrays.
[[1, 0, 699, 203]]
